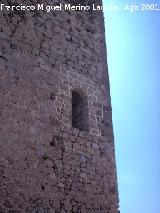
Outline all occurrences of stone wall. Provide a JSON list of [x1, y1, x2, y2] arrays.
[[0, 0, 119, 212], [0, 127, 118, 213]]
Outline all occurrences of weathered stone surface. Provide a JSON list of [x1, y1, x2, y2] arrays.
[[0, 0, 119, 212]]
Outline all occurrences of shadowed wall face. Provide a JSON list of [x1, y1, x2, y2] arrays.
[[0, 0, 119, 212]]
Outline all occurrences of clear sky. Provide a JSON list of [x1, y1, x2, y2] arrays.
[[103, 1, 160, 213]]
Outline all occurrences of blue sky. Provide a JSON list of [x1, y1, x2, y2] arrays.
[[103, 1, 160, 212]]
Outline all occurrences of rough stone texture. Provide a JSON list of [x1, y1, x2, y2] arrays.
[[0, 0, 119, 212]]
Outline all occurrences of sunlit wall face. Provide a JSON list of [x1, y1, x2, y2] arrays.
[[103, 0, 160, 213]]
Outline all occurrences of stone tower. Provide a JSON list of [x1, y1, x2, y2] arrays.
[[0, 0, 119, 212]]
